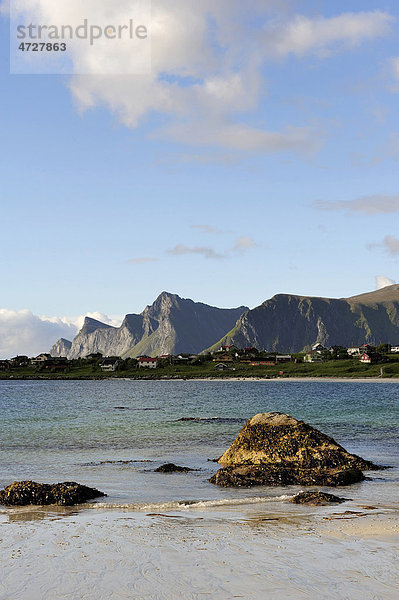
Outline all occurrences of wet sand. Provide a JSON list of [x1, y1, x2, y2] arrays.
[[1, 503, 397, 600]]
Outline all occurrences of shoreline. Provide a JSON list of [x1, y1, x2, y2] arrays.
[[1, 375, 398, 382]]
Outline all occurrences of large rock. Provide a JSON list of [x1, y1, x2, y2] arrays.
[[210, 412, 382, 487], [0, 481, 106, 506]]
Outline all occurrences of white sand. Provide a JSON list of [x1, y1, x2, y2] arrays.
[[1, 505, 397, 600]]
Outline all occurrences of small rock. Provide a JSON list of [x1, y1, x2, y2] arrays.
[[0, 481, 106, 506], [154, 463, 194, 473], [290, 491, 348, 505]]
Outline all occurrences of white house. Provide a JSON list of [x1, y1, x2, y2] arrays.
[[311, 343, 326, 353], [100, 359, 119, 372], [304, 352, 325, 363], [347, 347, 361, 356], [138, 357, 158, 369]]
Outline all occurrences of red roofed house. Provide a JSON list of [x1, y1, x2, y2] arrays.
[[360, 353, 372, 364]]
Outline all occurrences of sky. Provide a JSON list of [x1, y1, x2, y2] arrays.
[[0, 0, 399, 357]]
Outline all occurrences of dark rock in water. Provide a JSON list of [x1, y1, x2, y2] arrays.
[[210, 412, 383, 488], [154, 463, 194, 473], [290, 491, 348, 505], [0, 481, 106, 506], [210, 464, 365, 487]]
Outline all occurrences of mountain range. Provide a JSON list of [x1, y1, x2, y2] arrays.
[[51, 292, 248, 359], [50, 285, 399, 358]]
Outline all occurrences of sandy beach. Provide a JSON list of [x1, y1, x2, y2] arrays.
[[1, 501, 398, 600]]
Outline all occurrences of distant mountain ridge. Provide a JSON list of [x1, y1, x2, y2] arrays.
[[50, 285, 399, 358], [50, 292, 248, 358], [207, 284, 399, 353]]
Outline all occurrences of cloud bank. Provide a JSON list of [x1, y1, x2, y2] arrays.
[[0, 309, 122, 359], [8, 1, 393, 151]]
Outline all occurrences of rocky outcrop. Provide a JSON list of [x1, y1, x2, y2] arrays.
[[0, 481, 106, 506], [63, 292, 248, 359], [50, 338, 72, 358], [290, 491, 348, 505], [210, 464, 365, 487], [207, 284, 399, 353], [210, 412, 382, 488]]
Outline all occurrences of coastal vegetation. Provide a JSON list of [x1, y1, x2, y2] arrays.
[[1, 352, 399, 380]]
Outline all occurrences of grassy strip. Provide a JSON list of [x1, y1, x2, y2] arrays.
[[0, 360, 398, 380]]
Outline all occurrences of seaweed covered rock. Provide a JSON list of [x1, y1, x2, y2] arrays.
[[290, 491, 348, 505], [154, 463, 194, 473], [210, 412, 382, 488], [210, 464, 365, 487], [0, 481, 106, 506]]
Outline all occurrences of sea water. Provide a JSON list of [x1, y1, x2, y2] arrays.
[[0, 379, 398, 508]]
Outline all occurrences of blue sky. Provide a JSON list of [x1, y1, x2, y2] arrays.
[[0, 0, 399, 356]]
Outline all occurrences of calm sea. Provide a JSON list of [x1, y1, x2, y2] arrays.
[[0, 379, 398, 509]]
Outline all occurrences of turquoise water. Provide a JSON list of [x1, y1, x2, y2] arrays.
[[0, 380, 398, 506]]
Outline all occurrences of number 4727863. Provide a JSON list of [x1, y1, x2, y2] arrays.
[[18, 42, 67, 51]]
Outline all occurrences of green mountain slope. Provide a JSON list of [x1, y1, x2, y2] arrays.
[[207, 285, 399, 353]]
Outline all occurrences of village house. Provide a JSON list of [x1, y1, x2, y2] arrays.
[[214, 363, 230, 371], [275, 355, 292, 363], [391, 346, 399, 353], [100, 359, 119, 372], [44, 358, 69, 372], [10, 355, 29, 366], [0, 360, 11, 371], [359, 352, 383, 365], [304, 352, 325, 363], [138, 357, 158, 369], [250, 360, 275, 367], [213, 354, 234, 363], [218, 345, 239, 353], [347, 347, 361, 356], [359, 353, 373, 364], [30, 353, 52, 367], [311, 343, 326, 353]]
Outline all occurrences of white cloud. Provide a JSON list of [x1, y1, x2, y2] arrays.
[[382, 235, 399, 256], [0, 309, 123, 359], [314, 194, 399, 214], [158, 121, 320, 153], [128, 257, 159, 264], [73, 312, 123, 331], [167, 244, 225, 260], [9, 1, 391, 151], [375, 276, 396, 290], [0, 309, 77, 359], [265, 11, 393, 58], [233, 236, 257, 251], [191, 224, 227, 235]]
